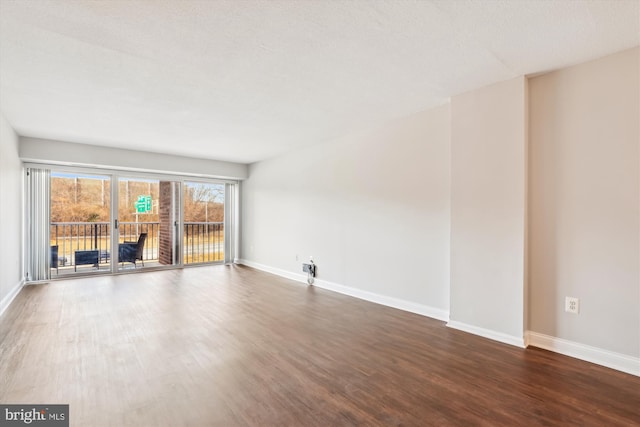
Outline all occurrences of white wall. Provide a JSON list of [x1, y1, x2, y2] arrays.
[[241, 105, 451, 317], [0, 112, 23, 312], [20, 137, 248, 180], [529, 48, 639, 358], [448, 77, 528, 345]]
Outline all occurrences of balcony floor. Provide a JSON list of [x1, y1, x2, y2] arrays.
[[51, 260, 164, 278]]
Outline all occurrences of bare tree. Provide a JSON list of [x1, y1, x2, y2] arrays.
[[184, 183, 224, 222]]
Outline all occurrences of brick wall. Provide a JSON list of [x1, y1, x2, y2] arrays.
[[158, 181, 173, 265]]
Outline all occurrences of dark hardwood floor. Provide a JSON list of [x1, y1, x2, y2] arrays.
[[1, 265, 638, 426]]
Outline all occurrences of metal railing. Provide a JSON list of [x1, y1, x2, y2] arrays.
[[118, 222, 159, 263], [184, 222, 224, 264], [50, 221, 224, 269], [50, 222, 110, 267]]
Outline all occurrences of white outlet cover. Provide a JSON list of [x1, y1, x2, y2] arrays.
[[565, 297, 580, 314]]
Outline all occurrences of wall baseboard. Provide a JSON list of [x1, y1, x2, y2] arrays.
[[238, 259, 307, 285], [526, 331, 640, 377], [0, 278, 24, 318], [236, 260, 639, 377], [237, 259, 449, 322], [446, 320, 526, 348]]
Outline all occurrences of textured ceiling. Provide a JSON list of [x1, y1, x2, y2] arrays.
[[0, 0, 638, 164]]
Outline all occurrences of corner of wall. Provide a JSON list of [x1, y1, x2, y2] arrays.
[[526, 331, 640, 377], [0, 112, 24, 309], [449, 75, 528, 340], [447, 320, 527, 348], [0, 279, 24, 318]]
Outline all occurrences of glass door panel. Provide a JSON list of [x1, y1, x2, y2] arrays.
[[47, 171, 229, 277], [183, 181, 225, 264], [50, 171, 111, 277], [116, 177, 180, 271]]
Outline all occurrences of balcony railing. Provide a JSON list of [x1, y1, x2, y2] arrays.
[[50, 221, 224, 269], [184, 222, 224, 264], [50, 222, 111, 267]]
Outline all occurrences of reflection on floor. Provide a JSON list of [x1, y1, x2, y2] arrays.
[[51, 260, 162, 277]]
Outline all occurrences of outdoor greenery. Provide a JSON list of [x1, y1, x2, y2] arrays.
[[50, 175, 226, 270], [51, 176, 224, 223], [51, 176, 111, 222]]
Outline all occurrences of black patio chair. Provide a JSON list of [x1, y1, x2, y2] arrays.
[[51, 245, 58, 274], [119, 232, 147, 267]]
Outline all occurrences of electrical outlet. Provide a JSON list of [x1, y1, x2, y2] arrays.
[[565, 297, 579, 314]]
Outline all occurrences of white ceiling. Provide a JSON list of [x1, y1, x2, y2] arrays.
[[0, 0, 638, 164]]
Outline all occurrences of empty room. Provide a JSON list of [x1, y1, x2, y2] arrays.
[[1, 0, 639, 426]]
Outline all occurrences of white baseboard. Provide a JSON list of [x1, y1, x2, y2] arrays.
[[447, 320, 526, 348], [238, 259, 308, 284], [0, 278, 24, 318], [237, 260, 638, 377], [313, 276, 450, 322], [526, 331, 640, 377], [237, 259, 449, 322]]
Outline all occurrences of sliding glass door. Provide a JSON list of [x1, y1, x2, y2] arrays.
[[37, 167, 231, 280], [183, 181, 225, 264], [116, 177, 180, 271], [50, 171, 112, 277]]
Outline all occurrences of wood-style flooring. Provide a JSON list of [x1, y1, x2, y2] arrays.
[[1, 265, 639, 426]]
